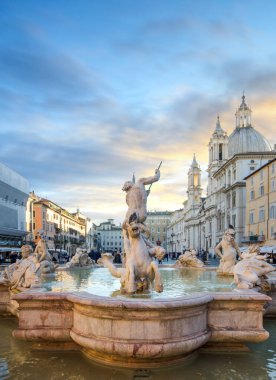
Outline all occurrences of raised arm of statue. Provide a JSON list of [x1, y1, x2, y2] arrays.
[[138, 169, 160, 186]]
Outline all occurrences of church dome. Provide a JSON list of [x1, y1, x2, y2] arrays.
[[228, 94, 272, 157], [228, 125, 271, 157]]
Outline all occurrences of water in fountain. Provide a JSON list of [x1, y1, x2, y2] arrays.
[[40, 266, 234, 298]]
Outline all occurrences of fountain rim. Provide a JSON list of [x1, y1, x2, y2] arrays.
[[12, 288, 271, 307]]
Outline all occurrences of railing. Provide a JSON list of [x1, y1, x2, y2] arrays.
[[242, 235, 266, 243]]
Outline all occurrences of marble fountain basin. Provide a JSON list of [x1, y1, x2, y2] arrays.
[[0, 266, 272, 369]]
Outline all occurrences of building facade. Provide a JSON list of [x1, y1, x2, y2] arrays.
[[205, 96, 275, 249], [244, 158, 276, 246], [0, 162, 29, 253], [146, 211, 173, 250], [166, 209, 185, 254], [168, 95, 276, 253], [26, 193, 89, 255], [96, 219, 123, 253]]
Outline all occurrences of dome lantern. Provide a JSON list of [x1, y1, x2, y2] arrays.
[[235, 93, 252, 128], [229, 94, 271, 157]]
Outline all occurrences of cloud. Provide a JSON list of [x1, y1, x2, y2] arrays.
[[0, 46, 97, 97], [0, 85, 218, 224], [1, 6, 275, 225]]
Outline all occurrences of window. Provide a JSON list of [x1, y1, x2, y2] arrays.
[[272, 163, 275, 174], [259, 207, 265, 222], [249, 211, 254, 224], [259, 185, 264, 196], [232, 192, 236, 207], [272, 179, 276, 192], [232, 215, 236, 227], [270, 204, 276, 219], [250, 167, 255, 170], [250, 177, 254, 185], [219, 144, 223, 161], [227, 195, 231, 208], [250, 190, 254, 200], [33, 210, 36, 217], [233, 169, 236, 180], [260, 171, 264, 181], [227, 214, 230, 226], [228, 171, 231, 185]]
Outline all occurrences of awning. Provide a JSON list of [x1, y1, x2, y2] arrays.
[[0, 247, 21, 253], [0, 228, 27, 237]]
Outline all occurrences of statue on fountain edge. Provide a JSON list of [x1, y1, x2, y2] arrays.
[[2, 233, 56, 289], [215, 226, 242, 275]]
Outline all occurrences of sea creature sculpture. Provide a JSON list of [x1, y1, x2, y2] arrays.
[[102, 213, 165, 293], [234, 244, 275, 290], [175, 250, 204, 268], [66, 247, 94, 268]]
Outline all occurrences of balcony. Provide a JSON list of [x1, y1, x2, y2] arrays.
[[242, 235, 266, 243]]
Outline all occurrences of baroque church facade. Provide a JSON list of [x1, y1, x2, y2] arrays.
[[167, 95, 276, 254]]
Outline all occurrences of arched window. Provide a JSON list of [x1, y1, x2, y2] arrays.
[[219, 144, 223, 160]]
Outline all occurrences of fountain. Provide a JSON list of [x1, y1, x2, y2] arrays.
[[64, 247, 94, 269], [0, 166, 275, 370]]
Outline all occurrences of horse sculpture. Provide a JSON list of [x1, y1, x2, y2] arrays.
[[102, 213, 165, 293]]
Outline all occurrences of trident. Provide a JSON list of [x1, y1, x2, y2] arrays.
[[147, 161, 162, 197]]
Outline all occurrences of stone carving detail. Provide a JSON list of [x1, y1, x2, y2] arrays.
[[102, 214, 165, 293], [175, 250, 204, 268], [215, 226, 242, 275], [102, 167, 165, 293], [3, 245, 40, 289], [2, 234, 57, 289], [234, 244, 275, 290], [66, 248, 93, 268]]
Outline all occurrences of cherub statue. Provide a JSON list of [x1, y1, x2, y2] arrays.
[[215, 226, 242, 275]]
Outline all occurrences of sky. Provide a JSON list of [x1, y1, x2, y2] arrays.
[[1, 0, 276, 224]]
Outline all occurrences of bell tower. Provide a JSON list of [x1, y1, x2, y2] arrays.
[[207, 116, 228, 195], [187, 154, 202, 208]]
